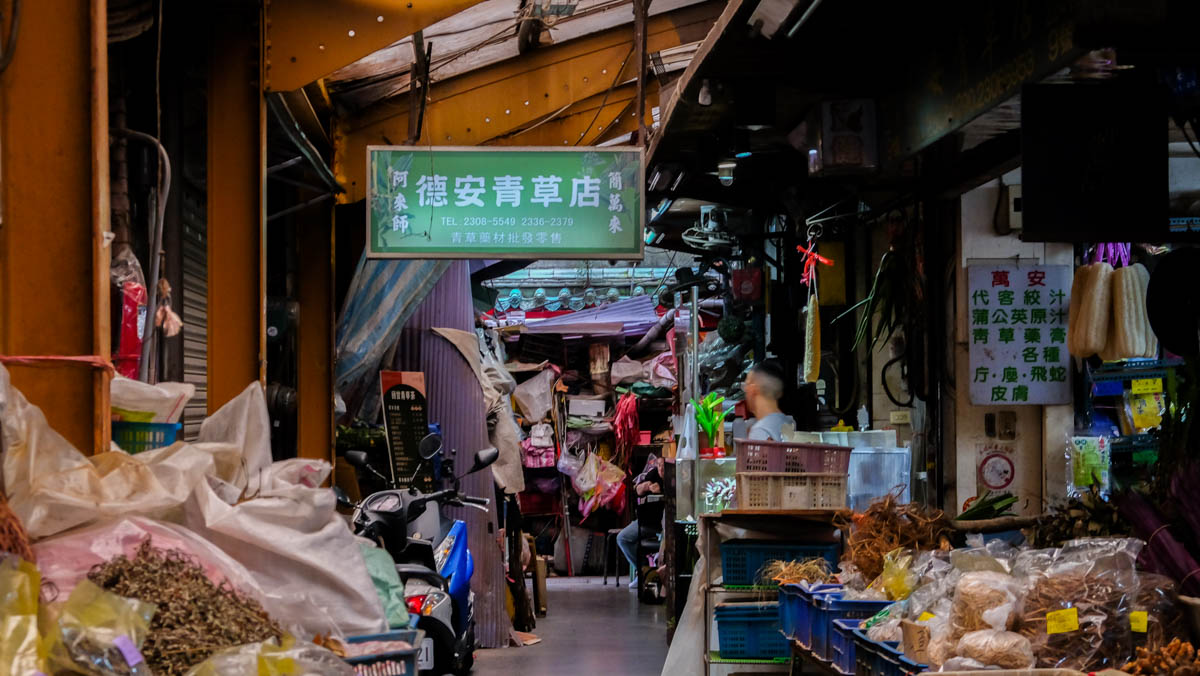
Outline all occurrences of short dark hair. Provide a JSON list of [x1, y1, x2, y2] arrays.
[[749, 359, 786, 399]]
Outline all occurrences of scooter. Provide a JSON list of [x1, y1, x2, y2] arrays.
[[342, 434, 498, 676]]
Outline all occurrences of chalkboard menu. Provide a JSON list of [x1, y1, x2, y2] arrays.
[[380, 371, 433, 491]]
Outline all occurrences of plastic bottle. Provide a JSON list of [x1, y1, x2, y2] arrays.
[[857, 405, 870, 431]]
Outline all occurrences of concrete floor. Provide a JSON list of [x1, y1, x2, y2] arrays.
[[474, 576, 668, 675]]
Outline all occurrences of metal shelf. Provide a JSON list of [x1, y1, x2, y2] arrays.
[[706, 652, 791, 675]]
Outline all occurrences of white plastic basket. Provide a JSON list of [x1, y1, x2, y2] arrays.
[[735, 472, 847, 510]]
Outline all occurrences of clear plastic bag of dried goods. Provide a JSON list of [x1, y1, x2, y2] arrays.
[[45, 579, 156, 676], [955, 629, 1036, 669], [951, 570, 1023, 634], [1016, 538, 1142, 671]]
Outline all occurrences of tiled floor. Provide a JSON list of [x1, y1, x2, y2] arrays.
[[474, 576, 668, 675]]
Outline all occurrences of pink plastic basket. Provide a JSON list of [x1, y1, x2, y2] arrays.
[[734, 438, 852, 474]]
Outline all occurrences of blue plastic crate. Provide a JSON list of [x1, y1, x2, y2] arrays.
[[852, 630, 901, 676], [779, 582, 842, 647], [812, 596, 893, 662], [715, 601, 790, 660], [344, 628, 423, 676], [720, 539, 840, 586], [112, 421, 181, 454], [830, 619, 864, 675]]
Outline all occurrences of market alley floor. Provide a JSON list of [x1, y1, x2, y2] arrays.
[[474, 576, 668, 676]]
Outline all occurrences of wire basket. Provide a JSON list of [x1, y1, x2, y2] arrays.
[[344, 629, 423, 676], [736, 472, 847, 510], [735, 438, 852, 473]]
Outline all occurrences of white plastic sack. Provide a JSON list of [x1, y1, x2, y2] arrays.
[[111, 376, 195, 423], [512, 368, 556, 421], [610, 355, 643, 385], [183, 459, 387, 637], [1, 368, 266, 539]]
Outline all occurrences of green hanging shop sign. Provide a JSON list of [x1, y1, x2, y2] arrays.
[[366, 146, 645, 259]]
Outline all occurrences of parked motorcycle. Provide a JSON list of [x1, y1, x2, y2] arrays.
[[341, 434, 498, 676]]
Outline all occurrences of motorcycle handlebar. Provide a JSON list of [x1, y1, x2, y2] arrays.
[[460, 496, 490, 506]]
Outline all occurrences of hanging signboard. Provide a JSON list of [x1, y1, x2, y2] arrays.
[[366, 146, 644, 259], [967, 264, 1071, 405]]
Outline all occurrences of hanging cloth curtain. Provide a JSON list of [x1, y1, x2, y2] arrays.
[[335, 253, 450, 419]]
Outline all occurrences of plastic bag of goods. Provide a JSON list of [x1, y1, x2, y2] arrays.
[[184, 638, 354, 676], [0, 555, 44, 674], [44, 579, 156, 676], [111, 376, 195, 423], [955, 629, 1036, 670], [1016, 538, 1142, 671], [951, 570, 1022, 634]]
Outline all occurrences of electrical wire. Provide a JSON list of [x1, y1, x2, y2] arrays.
[[1180, 119, 1200, 160], [575, 42, 635, 146]]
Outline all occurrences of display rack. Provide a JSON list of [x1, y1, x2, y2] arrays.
[[698, 510, 840, 676]]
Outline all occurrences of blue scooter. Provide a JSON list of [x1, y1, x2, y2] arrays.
[[345, 434, 497, 675]]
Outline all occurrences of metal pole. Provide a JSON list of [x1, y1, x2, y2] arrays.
[[691, 287, 700, 399]]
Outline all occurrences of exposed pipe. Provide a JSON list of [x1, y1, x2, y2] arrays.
[[112, 128, 170, 383], [627, 297, 724, 355]]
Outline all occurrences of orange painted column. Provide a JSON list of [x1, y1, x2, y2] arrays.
[[0, 0, 110, 453], [296, 207, 335, 461], [207, 6, 267, 412]]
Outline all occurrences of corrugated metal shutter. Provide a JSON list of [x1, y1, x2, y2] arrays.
[[180, 182, 207, 440], [395, 261, 509, 649]]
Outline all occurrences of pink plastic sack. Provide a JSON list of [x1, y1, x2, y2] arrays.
[[33, 517, 273, 610]]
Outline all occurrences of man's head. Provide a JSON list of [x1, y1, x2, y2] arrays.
[[744, 360, 785, 415]]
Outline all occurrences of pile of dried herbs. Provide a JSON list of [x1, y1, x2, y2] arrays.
[[835, 493, 954, 581], [759, 557, 834, 585], [88, 539, 283, 676], [1032, 484, 1128, 547]]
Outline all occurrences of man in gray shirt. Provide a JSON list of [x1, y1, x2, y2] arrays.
[[744, 360, 795, 441]]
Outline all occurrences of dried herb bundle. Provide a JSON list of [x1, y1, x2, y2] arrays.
[[1017, 569, 1131, 671], [835, 493, 954, 580], [0, 490, 33, 562], [88, 539, 283, 676], [760, 557, 834, 585], [1033, 484, 1128, 547]]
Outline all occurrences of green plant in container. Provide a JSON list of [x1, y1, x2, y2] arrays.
[[691, 392, 728, 455]]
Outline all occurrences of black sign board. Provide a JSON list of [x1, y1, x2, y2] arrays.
[[1021, 80, 1169, 242], [380, 371, 433, 492]]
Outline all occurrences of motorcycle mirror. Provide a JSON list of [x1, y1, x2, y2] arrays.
[[470, 447, 500, 474], [344, 450, 370, 468], [418, 433, 443, 460], [332, 486, 354, 508]]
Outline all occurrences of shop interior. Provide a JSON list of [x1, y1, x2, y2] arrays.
[[7, 2, 1200, 676]]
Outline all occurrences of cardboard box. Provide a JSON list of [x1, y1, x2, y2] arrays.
[[567, 396, 607, 417], [900, 619, 931, 664]]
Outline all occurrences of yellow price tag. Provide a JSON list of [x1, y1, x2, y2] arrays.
[[1130, 611, 1148, 633], [1132, 378, 1163, 395], [1046, 607, 1079, 634], [917, 611, 936, 622]]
